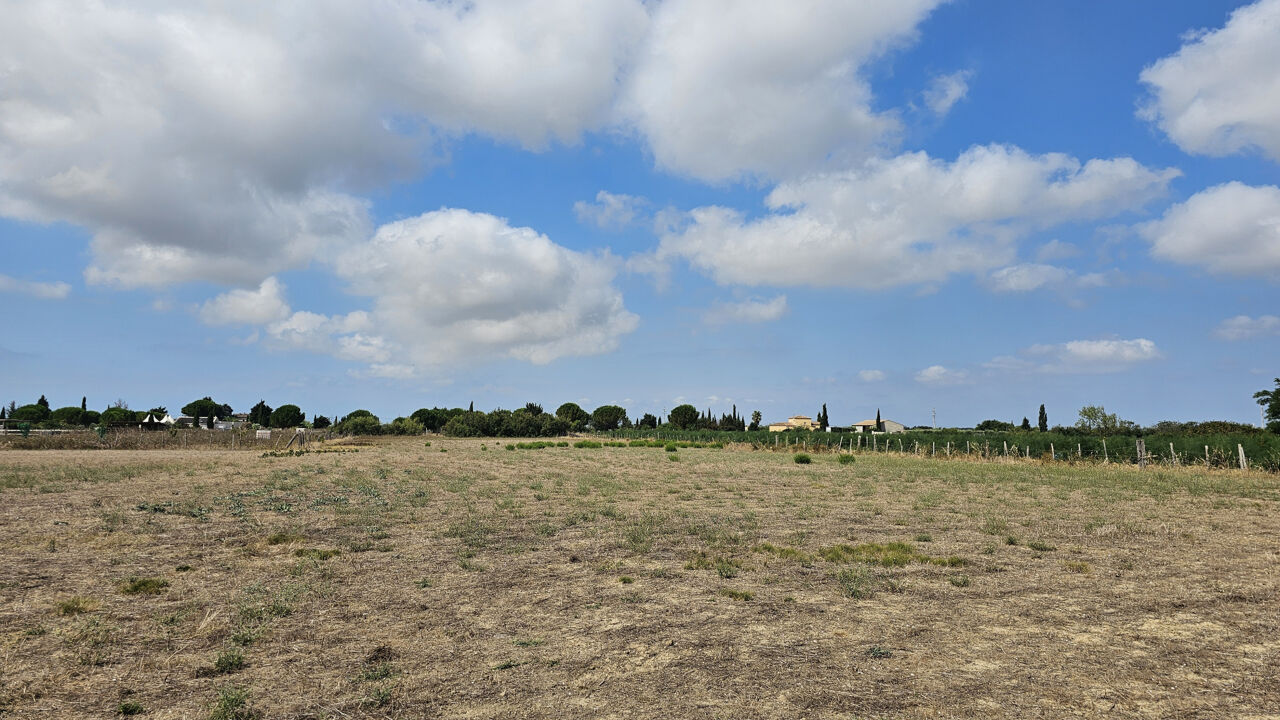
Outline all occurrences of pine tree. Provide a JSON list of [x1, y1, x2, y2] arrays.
[[1038, 404, 1048, 432], [37, 395, 49, 409], [1021, 417, 1032, 430]]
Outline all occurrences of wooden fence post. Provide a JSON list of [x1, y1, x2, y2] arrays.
[[1003, 441, 1008, 456], [1136, 439, 1146, 469], [1102, 438, 1108, 463], [1050, 443, 1054, 460], [1169, 443, 1177, 466], [1204, 445, 1209, 468], [1238, 444, 1248, 471]]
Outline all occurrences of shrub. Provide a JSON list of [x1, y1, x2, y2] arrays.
[[794, 453, 811, 464], [120, 577, 169, 595], [837, 454, 856, 464], [664, 443, 677, 452], [387, 417, 425, 436], [338, 416, 382, 435]]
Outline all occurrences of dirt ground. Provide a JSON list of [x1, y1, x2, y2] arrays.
[[1, 437, 1277, 719]]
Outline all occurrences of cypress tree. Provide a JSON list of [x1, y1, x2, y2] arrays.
[[875, 409, 882, 432], [37, 395, 49, 409], [1038, 404, 1048, 432], [81, 396, 87, 411], [468, 401, 474, 412]]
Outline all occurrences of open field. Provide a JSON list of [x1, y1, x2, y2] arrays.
[[2, 438, 1278, 719]]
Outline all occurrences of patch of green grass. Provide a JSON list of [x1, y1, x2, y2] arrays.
[[208, 684, 258, 720], [864, 645, 893, 659], [1064, 561, 1091, 573], [120, 577, 169, 595], [837, 454, 856, 465], [949, 574, 972, 587], [914, 533, 932, 543], [573, 440, 602, 449], [492, 659, 529, 670], [752, 542, 815, 566], [619, 575, 634, 584], [930, 555, 967, 567], [718, 587, 753, 601], [1028, 540, 1056, 552], [981, 517, 1010, 535], [1005, 535, 1019, 546], [665, 443, 678, 452], [667, 454, 681, 462], [363, 687, 392, 708], [793, 453, 811, 464], [198, 648, 246, 677], [819, 542, 926, 567], [835, 566, 876, 599], [56, 596, 99, 616], [118, 701, 145, 715], [293, 548, 340, 560], [266, 531, 303, 545], [358, 662, 396, 682]]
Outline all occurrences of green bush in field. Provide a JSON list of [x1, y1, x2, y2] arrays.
[[838, 454, 856, 464], [664, 443, 677, 452], [794, 453, 811, 464]]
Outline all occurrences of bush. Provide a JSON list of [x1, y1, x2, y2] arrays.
[[10, 404, 50, 424], [387, 417, 425, 435], [664, 443, 677, 452], [794, 453, 811, 464], [338, 416, 383, 435], [49, 406, 84, 427], [837, 454, 856, 464]]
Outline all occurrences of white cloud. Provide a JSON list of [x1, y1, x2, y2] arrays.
[[1023, 338, 1161, 373], [0, 273, 70, 300], [622, 0, 942, 182], [915, 365, 969, 385], [1215, 315, 1280, 341], [1036, 239, 1079, 262], [199, 277, 292, 326], [984, 263, 1115, 294], [1139, 0, 1280, 162], [0, 1, 649, 288], [659, 144, 1177, 289], [573, 191, 648, 230], [703, 295, 788, 325], [858, 369, 886, 382], [1141, 182, 1280, 276], [923, 70, 971, 116], [333, 209, 638, 369]]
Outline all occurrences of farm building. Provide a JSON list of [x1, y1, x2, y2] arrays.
[[850, 418, 906, 434], [767, 415, 821, 432]]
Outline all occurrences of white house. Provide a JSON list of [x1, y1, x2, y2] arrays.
[[850, 418, 906, 434]]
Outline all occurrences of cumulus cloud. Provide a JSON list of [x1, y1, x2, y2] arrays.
[[858, 369, 886, 382], [659, 144, 1177, 289], [622, 0, 942, 182], [703, 295, 788, 325], [1141, 182, 1280, 276], [1215, 315, 1280, 340], [573, 191, 649, 230], [0, 273, 70, 300], [199, 277, 292, 326], [923, 70, 972, 116], [1139, 0, 1280, 161], [331, 209, 638, 369], [0, 1, 649, 288], [915, 365, 970, 385], [988, 338, 1162, 374]]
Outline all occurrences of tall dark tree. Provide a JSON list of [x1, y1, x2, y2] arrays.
[[269, 404, 305, 428], [819, 403, 829, 430], [1020, 417, 1032, 430], [248, 400, 273, 427], [554, 403, 591, 430], [81, 396, 87, 412], [875, 409, 883, 433], [312, 415, 331, 429], [468, 401, 474, 412], [524, 402, 544, 416], [37, 395, 49, 409], [0, 406, 5, 419], [590, 405, 628, 431], [749, 410, 762, 431], [1038, 404, 1048, 432]]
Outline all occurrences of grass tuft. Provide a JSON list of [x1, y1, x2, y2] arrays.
[[793, 453, 811, 464], [120, 577, 169, 595]]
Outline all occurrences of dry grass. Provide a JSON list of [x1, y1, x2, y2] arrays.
[[1, 437, 1278, 718]]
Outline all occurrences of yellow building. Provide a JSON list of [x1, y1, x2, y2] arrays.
[[767, 415, 820, 432]]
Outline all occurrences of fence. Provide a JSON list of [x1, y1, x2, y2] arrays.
[[0, 427, 332, 451]]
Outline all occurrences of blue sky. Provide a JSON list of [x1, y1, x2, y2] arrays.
[[2, 0, 1278, 427]]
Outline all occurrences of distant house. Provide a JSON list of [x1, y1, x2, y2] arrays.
[[767, 415, 821, 432], [851, 418, 906, 434]]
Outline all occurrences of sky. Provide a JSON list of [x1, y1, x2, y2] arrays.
[[1, 0, 1278, 428]]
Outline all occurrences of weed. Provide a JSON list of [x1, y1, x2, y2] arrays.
[[865, 645, 893, 659], [835, 566, 875, 599], [1005, 535, 1019, 546], [363, 687, 392, 708], [198, 648, 246, 677], [949, 575, 972, 587], [118, 701, 145, 715], [838, 454, 856, 465], [294, 548, 340, 560], [820, 542, 925, 567], [209, 684, 259, 720], [619, 576, 634, 584], [1028, 540, 1056, 552], [176, 564, 193, 572], [358, 662, 396, 682], [715, 558, 742, 578], [120, 577, 169, 595], [665, 443, 677, 452], [266, 531, 303, 545], [668, 454, 680, 462], [981, 517, 1010, 535], [56, 596, 99, 616], [914, 533, 932, 543], [793, 453, 811, 464], [574, 441, 602, 449], [718, 587, 753, 601], [415, 578, 432, 589], [493, 659, 529, 670], [1064, 561, 1091, 574], [930, 555, 967, 567], [752, 542, 815, 566]]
